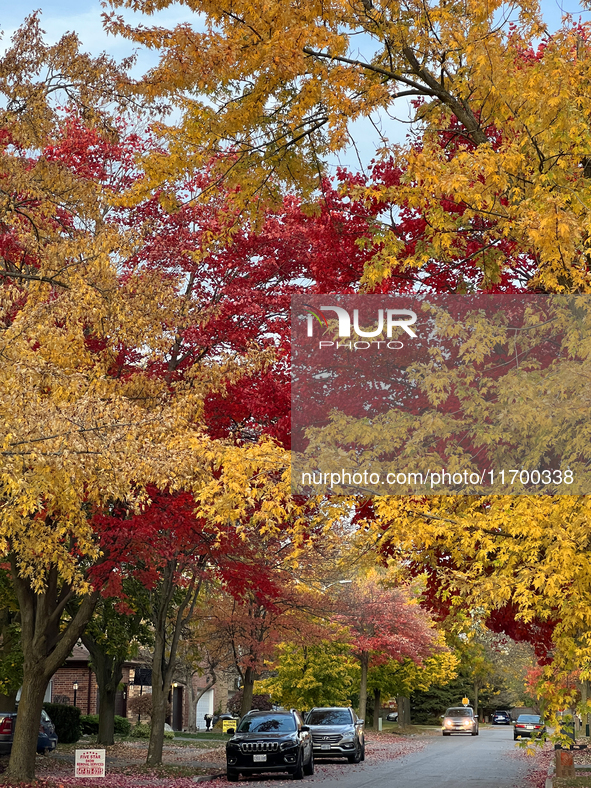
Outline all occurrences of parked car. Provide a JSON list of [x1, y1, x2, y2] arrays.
[[492, 710, 512, 725], [513, 714, 546, 741], [226, 709, 313, 781], [0, 709, 58, 755], [386, 711, 398, 722], [305, 707, 365, 763], [441, 706, 479, 736]]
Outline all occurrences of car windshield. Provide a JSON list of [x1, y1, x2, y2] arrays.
[[307, 710, 352, 725], [238, 715, 296, 733], [445, 708, 472, 717], [516, 715, 541, 723]]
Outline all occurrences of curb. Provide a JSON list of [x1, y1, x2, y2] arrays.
[[192, 772, 226, 783], [546, 751, 555, 788]]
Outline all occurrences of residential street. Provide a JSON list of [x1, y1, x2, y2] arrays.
[[241, 728, 539, 788]]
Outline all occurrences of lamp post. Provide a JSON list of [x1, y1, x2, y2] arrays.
[[72, 681, 78, 709]]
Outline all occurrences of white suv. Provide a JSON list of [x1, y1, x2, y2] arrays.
[[305, 707, 365, 763]]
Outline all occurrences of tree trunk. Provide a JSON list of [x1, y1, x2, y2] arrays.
[[186, 672, 196, 733], [6, 557, 99, 782], [373, 687, 381, 731], [396, 696, 410, 727], [146, 560, 202, 766], [8, 667, 48, 779], [146, 681, 168, 766], [473, 681, 479, 717], [146, 619, 171, 766], [358, 651, 369, 722], [240, 666, 255, 717], [583, 679, 590, 736], [82, 633, 124, 746]]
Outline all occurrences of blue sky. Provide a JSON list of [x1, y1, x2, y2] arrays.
[[1, 0, 584, 57], [1, 0, 587, 172]]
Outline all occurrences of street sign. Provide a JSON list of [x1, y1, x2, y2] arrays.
[[223, 719, 237, 733], [75, 749, 106, 777], [462, 697, 469, 706]]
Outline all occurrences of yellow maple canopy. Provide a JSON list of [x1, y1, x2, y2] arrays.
[[105, 0, 591, 291]]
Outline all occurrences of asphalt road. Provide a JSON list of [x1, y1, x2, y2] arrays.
[[239, 727, 534, 788]]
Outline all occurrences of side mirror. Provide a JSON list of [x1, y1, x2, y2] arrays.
[[355, 719, 364, 725]]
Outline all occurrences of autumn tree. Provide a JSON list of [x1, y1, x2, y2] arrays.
[[0, 16, 323, 778], [196, 531, 339, 718], [201, 585, 312, 718], [77, 582, 153, 746], [258, 640, 360, 712], [367, 637, 458, 729], [0, 19, 198, 781], [110, 490, 214, 766], [335, 572, 437, 722]]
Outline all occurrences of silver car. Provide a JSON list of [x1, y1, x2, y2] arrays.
[[305, 707, 365, 763], [442, 706, 479, 736]]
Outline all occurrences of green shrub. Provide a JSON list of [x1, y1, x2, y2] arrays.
[[114, 715, 131, 736], [164, 729, 174, 740], [43, 702, 81, 744], [80, 714, 99, 735], [133, 722, 151, 738]]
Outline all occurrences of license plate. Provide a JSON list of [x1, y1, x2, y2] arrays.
[[524, 725, 534, 730], [321, 744, 331, 750], [253, 754, 267, 762]]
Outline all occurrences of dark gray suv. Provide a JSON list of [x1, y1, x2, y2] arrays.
[[226, 709, 314, 781], [305, 707, 365, 763]]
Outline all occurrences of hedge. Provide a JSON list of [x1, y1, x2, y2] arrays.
[[43, 702, 81, 743], [80, 714, 99, 735], [133, 722, 151, 738], [114, 715, 131, 736]]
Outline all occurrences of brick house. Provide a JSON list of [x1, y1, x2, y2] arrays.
[[47, 644, 239, 731], [47, 644, 132, 719]]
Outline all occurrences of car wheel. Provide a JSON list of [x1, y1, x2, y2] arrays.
[[227, 769, 240, 782], [292, 755, 305, 780], [472, 730, 478, 736], [442, 731, 451, 736], [347, 744, 362, 764], [303, 749, 314, 776], [513, 735, 519, 741], [360, 744, 365, 762]]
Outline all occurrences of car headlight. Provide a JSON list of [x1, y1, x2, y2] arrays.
[[444, 718, 453, 727], [280, 739, 298, 750], [463, 719, 472, 727], [226, 742, 240, 750]]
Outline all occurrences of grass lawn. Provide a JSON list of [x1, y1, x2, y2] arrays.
[[173, 731, 228, 741]]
